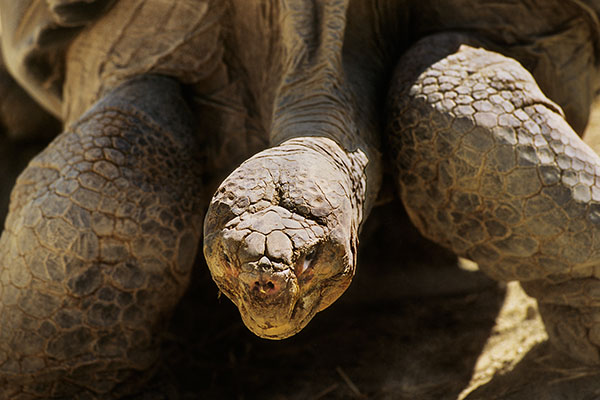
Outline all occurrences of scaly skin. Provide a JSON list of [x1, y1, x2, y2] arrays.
[[0, 76, 203, 398], [1, 1, 383, 395], [387, 33, 600, 364], [1, 0, 600, 397], [204, 137, 369, 339]]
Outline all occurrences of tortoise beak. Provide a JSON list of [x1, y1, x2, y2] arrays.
[[238, 282, 323, 340], [235, 259, 313, 339]]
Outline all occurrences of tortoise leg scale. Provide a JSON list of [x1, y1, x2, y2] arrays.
[[388, 32, 600, 365], [0, 75, 203, 398]]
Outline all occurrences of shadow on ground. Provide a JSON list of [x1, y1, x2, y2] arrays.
[[465, 342, 600, 400], [143, 201, 506, 400]]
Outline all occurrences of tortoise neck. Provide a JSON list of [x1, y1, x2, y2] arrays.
[[267, 0, 381, 226]]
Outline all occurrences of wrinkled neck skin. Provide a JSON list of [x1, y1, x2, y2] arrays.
[[204, 0, 382, 339]]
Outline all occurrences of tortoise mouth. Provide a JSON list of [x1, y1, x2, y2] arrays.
[[237, 288, 323, 339]]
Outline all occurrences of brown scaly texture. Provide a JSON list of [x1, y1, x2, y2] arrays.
[[0, 0, 600, 398], [387, 33, 600, 364], [1, 0, 383, 396], [0, 76, 203, 398]]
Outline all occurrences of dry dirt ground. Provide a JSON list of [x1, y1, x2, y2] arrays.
[[150, 202, 599, 400], [3, 103, 600, 400]]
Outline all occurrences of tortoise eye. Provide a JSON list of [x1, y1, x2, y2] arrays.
[[305, 248, 317, 262], [297, 247, 318, 276]]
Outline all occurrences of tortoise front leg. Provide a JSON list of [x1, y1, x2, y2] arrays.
[[387, 33, 600, 364], [0, 75, 203, 398]]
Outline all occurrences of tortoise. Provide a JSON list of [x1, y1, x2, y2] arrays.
[[1, 0, 600, 398]]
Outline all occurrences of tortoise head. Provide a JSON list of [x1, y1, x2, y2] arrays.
[[203, 141, 359, 339]]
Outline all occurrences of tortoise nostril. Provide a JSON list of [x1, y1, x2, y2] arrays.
[[252, 279, 277, 295]]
